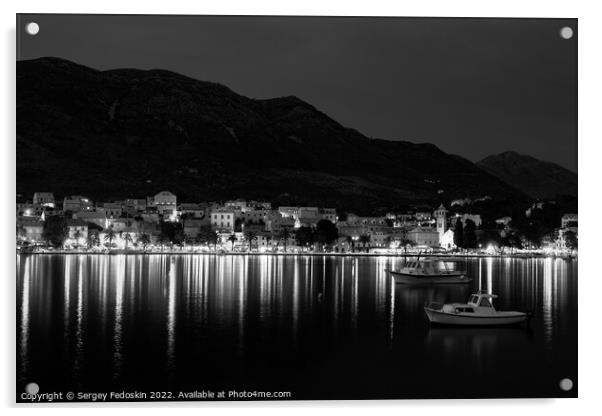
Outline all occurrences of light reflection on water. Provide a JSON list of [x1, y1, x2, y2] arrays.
[[16, 254, 577, 399]]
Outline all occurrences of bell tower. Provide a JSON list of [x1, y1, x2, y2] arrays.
[[434, 203, 447, 239]]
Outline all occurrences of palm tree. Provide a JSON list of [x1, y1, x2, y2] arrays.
[[244, 230, 257, 251], [157, 233, 169, 251], [400, 238, 414, 257], [120, 231, 133, 250], [104, 228, 116, 248], [138, 233, 151, 251], [359, 234, 371, 253], [279, 228, 290, 253], [346, 235, 355, 253], [227, 233, 237, 251], [73, 230, 83, 247], [86, 233, 99, 249]]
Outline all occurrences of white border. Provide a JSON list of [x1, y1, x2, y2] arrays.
[[2, 1, 601, 414]]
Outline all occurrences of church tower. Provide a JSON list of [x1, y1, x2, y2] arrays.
[[434, 203, 447, 240]]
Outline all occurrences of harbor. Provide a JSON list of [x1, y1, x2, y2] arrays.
[[17, 253, 577, 399]]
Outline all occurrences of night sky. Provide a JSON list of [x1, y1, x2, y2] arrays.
[[17, 14, 577, 171]]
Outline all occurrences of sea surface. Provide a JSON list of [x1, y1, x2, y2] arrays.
[[16, 254, 577, 401]]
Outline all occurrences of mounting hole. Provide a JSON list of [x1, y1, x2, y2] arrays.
[[25, 22, 40, 36], [560, 26, 573, 40], [559, 378, 573, 391], [25, 382, 39, 394]]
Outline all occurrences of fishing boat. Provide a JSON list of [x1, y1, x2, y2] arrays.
[[385, 257, 471, 284], [424, 292, 530, 326]]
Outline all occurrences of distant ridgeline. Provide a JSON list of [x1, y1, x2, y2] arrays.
[[17, 57, 552, 215]]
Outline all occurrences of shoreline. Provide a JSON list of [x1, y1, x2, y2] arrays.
[[16, 250, 577, 259]]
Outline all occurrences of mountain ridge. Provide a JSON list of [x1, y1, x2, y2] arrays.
[[477, 151, 577, 199], [17, 57, 529, 213]]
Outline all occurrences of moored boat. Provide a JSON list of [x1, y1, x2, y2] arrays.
[[385, 258, 471, 284], [424, 292, 530, 326]]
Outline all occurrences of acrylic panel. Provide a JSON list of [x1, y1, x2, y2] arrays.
[[16, 14, 577, 402]]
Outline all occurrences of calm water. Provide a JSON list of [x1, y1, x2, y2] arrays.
[[16, 254, 577, 401]]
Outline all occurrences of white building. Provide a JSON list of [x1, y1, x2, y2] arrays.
[[434, 204, 447, 241], [153, 191, 177, 215], [211, 209, 235, 231], [440, 229, 456, 250]]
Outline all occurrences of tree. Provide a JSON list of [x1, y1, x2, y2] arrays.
[[86, 232, 100, 249], [157, 233, 170, 250], [314, 219, 338, 250], [399, 238, 415, 256], [73, 229, 83, 247], [227, 233, 237, 251], [120, 231, 133, 250], [138, 233, 151, 251], [453, 218, 464, 249], [244, 230, 258, 251], [477, 229, 502, 249], [279, 228, 291, 252], [463, 219, 477, 249], [43, 216, 68, 247], [359, 234, 371, 253], [198, 226, 219, 251], [172, 227, 185, 248], [104, 228, 116, 248], [346, 235, 355, 253], [296, 226, 313, 248], [501, 232, 522, 250]]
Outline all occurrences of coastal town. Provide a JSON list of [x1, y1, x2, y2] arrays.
[[16, 190, 578, 256]]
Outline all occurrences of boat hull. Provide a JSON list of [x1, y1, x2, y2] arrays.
[[386, 269, 472, 285], [424, 307, 528, 326]]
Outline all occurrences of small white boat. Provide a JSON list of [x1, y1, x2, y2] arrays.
[[424, 292, 530, 326], [385, 258, 471, 285]]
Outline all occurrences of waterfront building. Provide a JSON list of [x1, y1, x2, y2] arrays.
[[18, 218, 44, 244], [338, 215, 390, 239], [407, 226, 440, 247], [65, 219, 88, 246], [211, 209, 235, 231]]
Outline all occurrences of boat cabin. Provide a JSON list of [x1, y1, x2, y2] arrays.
[[442, 293, 499, 315], [401, 258, 456, 275]]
